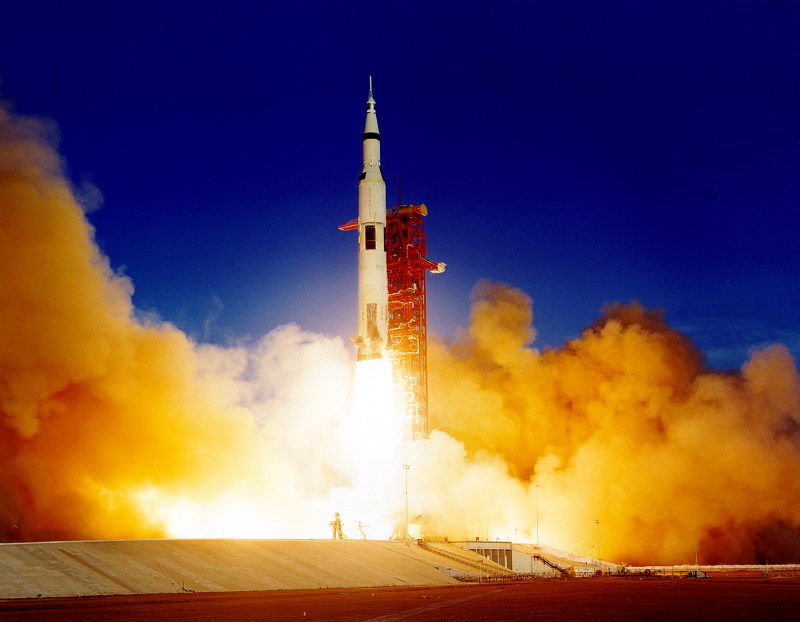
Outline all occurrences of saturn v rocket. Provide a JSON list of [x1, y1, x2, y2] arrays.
[[349, 78, 389, 361], [340, 79, 445, 438]]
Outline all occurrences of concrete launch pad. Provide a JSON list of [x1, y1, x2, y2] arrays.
[[3, 540, 800, 620], [0, 539, 488, 599]]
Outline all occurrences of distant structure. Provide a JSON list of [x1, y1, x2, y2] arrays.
[[330, 513, 347, 540], [386, 204, 444, 439], [340, 80, 444, 440]]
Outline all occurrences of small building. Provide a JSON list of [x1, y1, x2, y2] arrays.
[[572, 565, 597, 577], [464, 541, 513, 570]]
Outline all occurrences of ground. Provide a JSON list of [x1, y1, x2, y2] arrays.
[[2, 575, 798, 621]]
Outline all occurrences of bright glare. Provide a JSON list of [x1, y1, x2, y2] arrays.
[[347, 359, 398, 486], [138, 357, 407, 541], [341, 358, 403, 537], [134, 489, 281, 539]]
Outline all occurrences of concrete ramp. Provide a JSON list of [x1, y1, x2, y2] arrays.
[[419, 541, 515, 576], [513, 544, 574, 571], [0, 540, 462, 599]]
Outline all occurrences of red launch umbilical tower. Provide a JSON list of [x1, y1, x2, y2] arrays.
[[385, 204, 445, 440], [340, 202, 444, 440]]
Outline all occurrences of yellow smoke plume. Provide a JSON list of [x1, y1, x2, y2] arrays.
[[0, 105, 264, 540], [429, 280, 800, 564], [3, 103, 799, 566], [0, 103, 384, 542]]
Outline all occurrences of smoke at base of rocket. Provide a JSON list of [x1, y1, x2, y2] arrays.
[[1, 97, 800, 564]]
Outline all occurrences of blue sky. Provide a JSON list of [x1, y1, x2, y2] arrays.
[[2, 1, 798, 369]]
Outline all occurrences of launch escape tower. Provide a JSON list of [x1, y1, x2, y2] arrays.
[[385, 204, 444, 440]]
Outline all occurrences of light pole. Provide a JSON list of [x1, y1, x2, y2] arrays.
[[403, 464, 410, 540], [668, 544, 674, 577], [535, 484, 540, 544], [595, 519, 600, 563]]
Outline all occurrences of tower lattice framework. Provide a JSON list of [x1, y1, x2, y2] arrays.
[[385, 204, 444, 440]]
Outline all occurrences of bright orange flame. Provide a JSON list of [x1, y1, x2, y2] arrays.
[[135, 488, 279, 539], [347, 359, 398, 481], [135, 358, 407, 541], [341, 358, 404, 537]]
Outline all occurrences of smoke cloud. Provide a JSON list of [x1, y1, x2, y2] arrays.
[[2, 103, 799, 565], [0, 103, 373, 542], [0, 105, 270, 540], [428, 281, 800, 564]]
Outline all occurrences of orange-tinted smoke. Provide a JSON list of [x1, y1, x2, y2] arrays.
[[0, 105, 261, 541], [429, 280, 800, 564], [5, 101, 799, 563]]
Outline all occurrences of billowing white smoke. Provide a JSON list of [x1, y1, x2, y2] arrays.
[[2, 103, 799, 566]]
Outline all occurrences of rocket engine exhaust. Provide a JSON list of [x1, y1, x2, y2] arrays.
[[3, 91, 800, 564]]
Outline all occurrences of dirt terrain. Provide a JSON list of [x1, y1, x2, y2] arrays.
[[2, 575, 798, 621]]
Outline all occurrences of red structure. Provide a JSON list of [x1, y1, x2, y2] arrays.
[[385, 204, 445, 440]]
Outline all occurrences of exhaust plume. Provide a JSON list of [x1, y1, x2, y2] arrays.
[[429, 280, 800, 564], [2, 103, 798, 566], [0, 103, 376, 542], [0, 105, 268, 540]]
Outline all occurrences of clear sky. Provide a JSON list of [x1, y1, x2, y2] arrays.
[[2, 1, 798, 370]]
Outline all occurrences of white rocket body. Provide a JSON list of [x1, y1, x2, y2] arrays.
[[356, 82, 388, 361]]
